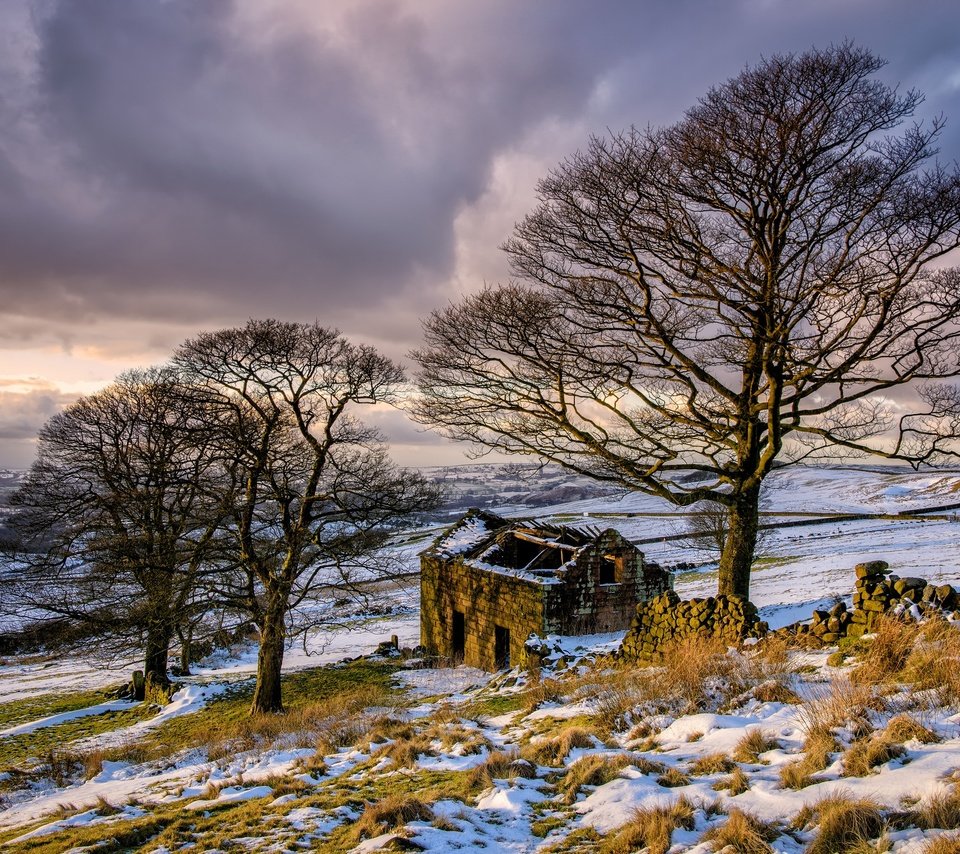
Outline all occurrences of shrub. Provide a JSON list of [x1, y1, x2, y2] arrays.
[[702, 808, 778, 854]]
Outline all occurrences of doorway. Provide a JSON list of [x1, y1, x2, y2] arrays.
[[452, 611, 465, 662], [494, 625, 511, 670]]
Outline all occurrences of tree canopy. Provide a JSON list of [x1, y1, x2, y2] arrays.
[[413, 43, 960, 598]]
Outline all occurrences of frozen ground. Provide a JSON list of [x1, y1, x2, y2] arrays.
[[2, 464, 960, 852]]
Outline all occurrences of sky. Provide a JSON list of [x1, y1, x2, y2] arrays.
[[1, 0, 959, 469]]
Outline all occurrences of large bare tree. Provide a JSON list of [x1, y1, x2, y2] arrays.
[[10, 367, 229, 681], [175, 320, 437, 714], [413, 44, 960, 599]]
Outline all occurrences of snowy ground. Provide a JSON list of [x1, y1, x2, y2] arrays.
[[2, 464, 960, 852]]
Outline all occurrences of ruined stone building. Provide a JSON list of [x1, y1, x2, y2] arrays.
[[419, 510, 672, 671]]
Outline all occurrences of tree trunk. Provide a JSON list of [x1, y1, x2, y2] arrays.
[[178, 625, 192, 676], [250, 595, 286, 714], [144, 623, 173, 685], [717, 487, 761, 599]]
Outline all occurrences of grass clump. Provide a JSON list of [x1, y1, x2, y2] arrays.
[[796, 791, 885, 854], [371, 733, 436, 769], [884, 713, 940, 745], [600, 795, 695, 854], [841, 734, 905, 778], [656, 766, 691, 788], [733, 729, 779, 764], [702, 808, 778, 854], [779, 728, 838, 790], [688, 752, 736, 776], [521, 726, 595, 767], [349, 794, 435, 843], [850, 616, 920, 685], [465, 750, 536, 793], [916, 789, 960, 830], [713, 766, 751, 795], [559, 754, 633, 804], [924, 835, 960, 854]]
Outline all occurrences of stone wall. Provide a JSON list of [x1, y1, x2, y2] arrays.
[[619, 589, 767, 662], [774, 560, 960, 645], [552, 531, 671, 636], [420, 554, 547, 671]]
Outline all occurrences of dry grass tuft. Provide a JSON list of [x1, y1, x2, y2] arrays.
[[656, 765, 691, 788], [796, 791, 885, 854], [658, 635, 739, 710], [421, 722, 491, 755], [884, 713, 940, 745], [350, 794, 434, 842], [713, 766, 751, 795], [465, 750, 536, 792], [779, 728, 838, 790], [600, 795, 696, 854], [923, 834, 960, 854], [688, 752, 737, 776], [916, 788, 960, 830], [841, 734, 905, 778], [370, 733, 436, 769], [733, 729, 780, 764], [702, 808, 778, 854], [799, 678, 879, 739], [559, 754, 633, 804], [850, 616, 920, 685], [521, 726, 596, 767], [751, 681, 802, 705]]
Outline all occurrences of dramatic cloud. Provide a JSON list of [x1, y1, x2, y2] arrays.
[[0, 0, 958, 465]]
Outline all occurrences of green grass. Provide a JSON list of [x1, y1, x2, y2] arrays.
[[0, 703, 157, 768], [0, 687, 123, 731], [461, 692, 527, 720], [2, 766, 475, 854], [138, 658, 404, 757]]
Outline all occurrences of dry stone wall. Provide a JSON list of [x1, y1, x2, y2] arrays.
[[619, 589, 767, 662], [774, 560, 960, 644]]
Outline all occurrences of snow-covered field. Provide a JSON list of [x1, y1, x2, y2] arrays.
[[2, 464, 960, 852]]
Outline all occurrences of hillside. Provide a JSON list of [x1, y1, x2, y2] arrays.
[[2, 464, 960, 852]]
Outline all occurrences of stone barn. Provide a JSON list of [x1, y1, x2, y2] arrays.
[[419, 510, 672, 671]]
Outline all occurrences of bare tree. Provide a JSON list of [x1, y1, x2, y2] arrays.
[[413, 43, 960, 599], [681, 496, 770, 559], [10, 367, 230, 681], [175, 320, 438, 714]]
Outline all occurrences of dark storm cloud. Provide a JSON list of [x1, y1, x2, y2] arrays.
[[0, 0, 958, 349], [0, 0, 653, 333]]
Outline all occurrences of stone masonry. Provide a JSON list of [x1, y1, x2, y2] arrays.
[[618, 590, 767, 662], [420, 510, 671, 671]]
